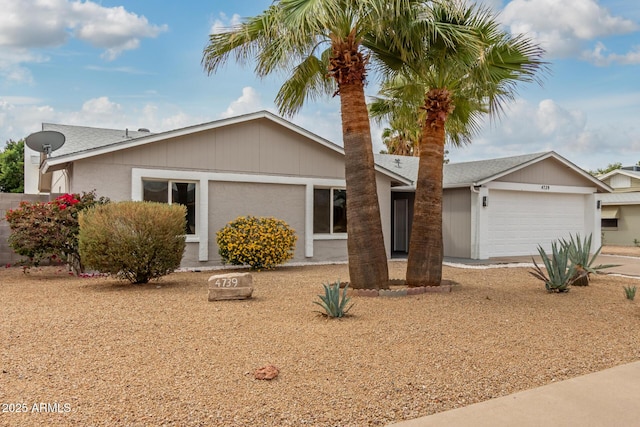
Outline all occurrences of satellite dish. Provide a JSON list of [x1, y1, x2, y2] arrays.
[[25, 130, 65, 156]]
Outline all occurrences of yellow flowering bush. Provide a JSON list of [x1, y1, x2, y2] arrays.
[[217, 216, 297, 270]]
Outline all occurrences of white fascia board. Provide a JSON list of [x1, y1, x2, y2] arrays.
[[485, 181, 597, 194]]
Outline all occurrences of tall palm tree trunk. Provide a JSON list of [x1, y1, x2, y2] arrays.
[[339, 81, 389, 290], [406, 90, 452, 287]]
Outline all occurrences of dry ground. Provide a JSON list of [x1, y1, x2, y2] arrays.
[[602, 245, 640, 257], [1, 260, 639, 426]]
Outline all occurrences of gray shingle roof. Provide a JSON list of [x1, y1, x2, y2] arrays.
[[375, 152, 549, 188], [41, 123, 152, 157]]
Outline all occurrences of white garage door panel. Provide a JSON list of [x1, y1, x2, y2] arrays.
[[488, 191, 586, 257]]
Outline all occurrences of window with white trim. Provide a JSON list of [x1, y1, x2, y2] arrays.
[[142, 180, 196, 235], [313, 188, 347, 234]]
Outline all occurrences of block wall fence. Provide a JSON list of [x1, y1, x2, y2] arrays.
[[0, 193, 50, 266]]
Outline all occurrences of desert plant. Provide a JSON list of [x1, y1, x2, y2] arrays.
[[216, 216, 297, 270], [561, 233, 619, 286], [530, 242, 577, 292], [78, 201, 186, 284], [314, 280, 354, 318], [5, 191, 109, 274], [623, 285, 637, 301]]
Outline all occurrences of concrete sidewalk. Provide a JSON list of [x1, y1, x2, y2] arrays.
[[388, 360, 640, 427]]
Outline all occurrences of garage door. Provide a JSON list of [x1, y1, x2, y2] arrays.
[[487, 190, 586, 257]]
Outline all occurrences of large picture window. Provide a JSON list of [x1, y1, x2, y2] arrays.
[[313, 188, 347, 234], [143, 180, 196, 235]]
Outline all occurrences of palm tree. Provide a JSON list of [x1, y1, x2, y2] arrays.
[[371, 2, 546, 286], [202, 0, 438, 289], [380, 117, 421, 156]]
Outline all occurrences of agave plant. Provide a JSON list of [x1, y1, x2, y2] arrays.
[[314, 280, 354, 318], [530, 241, 577, 292], [623, 285, 637, 301], [561, 233, 619, 286]]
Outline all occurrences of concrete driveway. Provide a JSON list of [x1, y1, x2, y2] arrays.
[[443, 253, 640, 278]]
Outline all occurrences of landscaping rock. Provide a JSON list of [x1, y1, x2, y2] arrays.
[[208, 272, 253, 288], [208, 273, 253, 301], [254, 364, 279, 380]]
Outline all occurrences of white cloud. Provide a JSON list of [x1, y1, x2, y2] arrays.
[[0, 0, 167, 73], [209, 13, 242, 35], [0, 47, 48, 84], [500, 0, 638, 59], [582, 42, 640, 66], [220, 87, 263, 118], [447, 97, 640, 170]]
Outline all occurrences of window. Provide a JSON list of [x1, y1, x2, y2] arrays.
[[601, 218, 618, 229], [143, 180, 196, 234], [313, 188, 347, 234]]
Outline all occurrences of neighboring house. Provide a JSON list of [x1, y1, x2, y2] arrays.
[[23, 111, 610, 267], [598, 167, 640, 246]]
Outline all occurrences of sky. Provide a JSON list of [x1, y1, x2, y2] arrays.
[[0, 0, 638, 172]]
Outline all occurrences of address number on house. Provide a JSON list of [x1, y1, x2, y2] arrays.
[[214, 278, 238, 287], [541, 185, 550, 190]]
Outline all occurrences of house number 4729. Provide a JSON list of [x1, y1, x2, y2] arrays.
[[541, 185, 550, 190]]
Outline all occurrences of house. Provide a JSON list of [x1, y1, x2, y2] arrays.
[[598, 167, 640, 246], [23, 111, 610, 267], [376, 151, 610, 259]]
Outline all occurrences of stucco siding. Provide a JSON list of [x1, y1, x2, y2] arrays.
[[79, 118, 345, 179], [443, 188, 471, 258], [497, 158, 593, 187], [207, 181, 306, 265], [603, 205, 640, 246], [181, 243, 201, 266], [312, 240, 348, 263], [602, 175, 640, 193], [376, 173, 393, 257], [71, 161, 132, 201]]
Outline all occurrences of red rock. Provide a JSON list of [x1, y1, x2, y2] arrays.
[[254, 364, 279, 380]]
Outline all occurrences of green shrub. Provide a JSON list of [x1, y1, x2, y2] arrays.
[[5, 191, 109, 273], [623, 285, 637, 301], [216, 216, 297, 270], [314, 280, 354, 318], [530, 241, 576, 292], [78, 201, 186, 284]]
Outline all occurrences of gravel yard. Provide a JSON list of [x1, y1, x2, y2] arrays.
[[1, 259, 639, 426]]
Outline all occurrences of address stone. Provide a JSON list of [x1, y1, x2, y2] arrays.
[[208, 272, 253, 301]]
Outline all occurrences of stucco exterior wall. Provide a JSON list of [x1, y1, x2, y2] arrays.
[[203, 181, 306, 266], [602, 204, 640, 246], [443, 188, 472, 258], [75, 118, 346, 179], [497, 157, 594, 187], [70, 162, 132, 201]]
